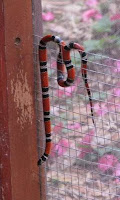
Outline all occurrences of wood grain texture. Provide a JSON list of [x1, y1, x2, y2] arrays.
[[32, 0, 47, 199], [0, 1, 12, 199], [1, 0, 41, 199]]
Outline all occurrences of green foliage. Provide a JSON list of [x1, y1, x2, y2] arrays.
[[100, 2, 109, 14], [84, 152, 98, 162], [96, 147, 113, 157], [92, 16, 114, 33], [51, 178, 60, 186], [84, 15, 119, 54], [96, 146, 120, 161], [84, 39, 105, 52]]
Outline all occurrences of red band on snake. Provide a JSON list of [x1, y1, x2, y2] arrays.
[[38, 35, 94, 166], [38, 35, 75, 165]]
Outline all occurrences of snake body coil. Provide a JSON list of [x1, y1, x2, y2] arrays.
[[38, 35, 94, 165]]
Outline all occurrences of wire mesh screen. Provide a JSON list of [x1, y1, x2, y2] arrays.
[[45, 45, 120, 200], [32, 0, 120, 199]]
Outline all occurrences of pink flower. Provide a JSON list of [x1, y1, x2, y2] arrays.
[[68, 122, 81, 130], [107, 102, 120, 113], [113, 88, 120, 97], [114, 163, 120, 177], [78, 130, 94, 158], [51, 139, 69, 158], [113, 163, 120, 183], [55, 88, 64, 98], [42, 12, 55, 21], [110, 13, 120, 21], [64, 85, 76, 97], [55, 85, 76, 98], [98, 154, 118, 172], [86, 0, 98, 7], [82, 9, 102, 22], [51, 61, 57, 69], [87, 103, 108, 117], [113, 60, 120, 73], [95, 103, 108, 116]]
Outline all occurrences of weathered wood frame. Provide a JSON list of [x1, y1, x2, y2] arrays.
[[0, 0, 43, 199], [32, 0, 47, 199]]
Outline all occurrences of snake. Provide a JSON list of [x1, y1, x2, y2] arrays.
[[37, 35, 94, 165]]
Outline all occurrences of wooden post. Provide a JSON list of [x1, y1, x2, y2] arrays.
[[0, 0, 40, 199], [0, 1, 12, 199], [32, 0, 47, 199]]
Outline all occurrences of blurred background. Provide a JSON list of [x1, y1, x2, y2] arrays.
[[39, 1, 120, 199], [42, 0, 120, 58]]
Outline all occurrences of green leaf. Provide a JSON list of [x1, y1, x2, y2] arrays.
[[85, 152, 98, 162], [96, 147, 112, 156], [51, 178, 60, 186], [83, 39, 104, 52], [92, 16, 114, 33], [96, 146, 120, 161]]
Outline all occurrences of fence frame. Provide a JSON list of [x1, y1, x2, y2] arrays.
[[32, 0, 47, 199], [0, 0, 41, 199]]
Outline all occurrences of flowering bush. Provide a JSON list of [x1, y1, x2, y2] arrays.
[[78, 130, 94, 158], [51, 139, 70, 158], [98, 154, 118, 172], [82, 9, 102, 22], [42, 12, 55, 21]]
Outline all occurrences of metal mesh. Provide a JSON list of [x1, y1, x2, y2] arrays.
[[32, 0, 120, 199], [34, 42, 120, 200]]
